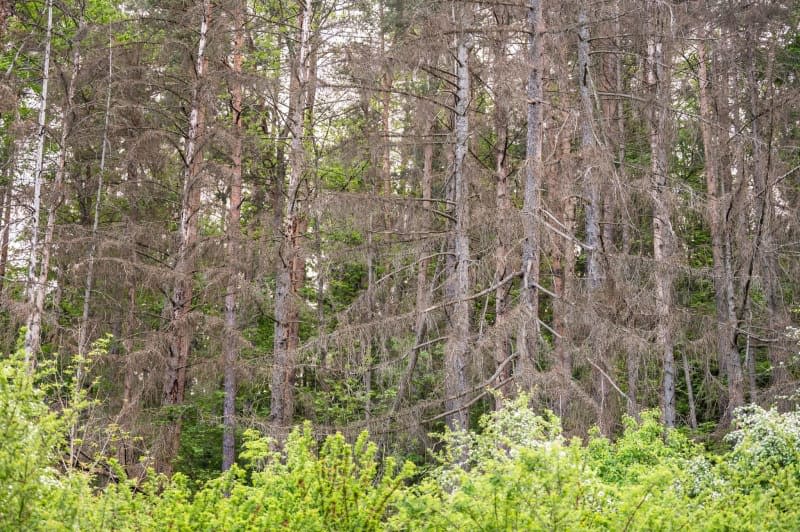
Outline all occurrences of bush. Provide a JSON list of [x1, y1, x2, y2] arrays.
[[3, 354, 800, 531]]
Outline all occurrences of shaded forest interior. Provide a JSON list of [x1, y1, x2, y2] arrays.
[[2, 0, 800, 477]]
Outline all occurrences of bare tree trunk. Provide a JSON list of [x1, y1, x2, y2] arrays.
[[578, 3, 600, 290], [647, 4, 675, 427], [551, 134, 576, 416], [697, 41, 743, 421], [747, 42, 787, 396], [682, 352, 697, 429], [222, 0, 244, 471], [613, 2, 638, 418], [0, 109, 16, 293], [23, 0, 53, 363], [391, 108, 433, 414], [443, 11, 472, 430], [491, 7, 513, 403], [160, 0, 210, 473], [28, 12, 84, 363], [270, 0, 312, 431], [77, 35, 112, 362], [70, 31, 111, 466], [518, 0, 544, 391]]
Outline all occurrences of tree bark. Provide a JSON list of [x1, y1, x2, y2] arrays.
[[518, 0, 544, 392], [578, 3, 600, 291], [77, 35, 112, 361], [270, 0, 312, 432], [222, 0, 244, 471], [647, 4, 675, 427], [697, 41, 743, 421], [160, 0, 210, 473], [23, 0, 53, 363], [443, 13, 472, 431], [491, 6, 513, 404]]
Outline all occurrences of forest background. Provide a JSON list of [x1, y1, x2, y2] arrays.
[[0, 0, 799, 488]]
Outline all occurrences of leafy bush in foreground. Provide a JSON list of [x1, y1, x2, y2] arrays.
[[2, 353, 800, 531]]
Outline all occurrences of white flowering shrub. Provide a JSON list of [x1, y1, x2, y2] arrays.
[[725, 405, 800, 471]]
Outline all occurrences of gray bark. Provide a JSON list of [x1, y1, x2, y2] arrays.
[[518, 0, 544, 391], [578, 4, 600, 290], [443, 15, 472, 431], [23, 0, 53, 363], [647, 4, 675, 427], [491, 7, 513, 403], [222, 0, 245, 471], [697, 41, 743, 420]]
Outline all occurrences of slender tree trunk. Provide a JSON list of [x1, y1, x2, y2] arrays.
[[160, 0, 210, 473], [614, 2, 638, 418], [682, 352, 697, 429], [747, 42, 787, 395], [391, 109, 433, 414], [518, 0, 544, 391], [28, 13, 84, 362], [77, 36, 112, 362], [0, 111, 16, 293], [23, 0, 53, 363], [551, 133, 576, 416], [697, 42, 743, 420], [222, 0, 244, 471], [443, 10, 472, 430], [491, 9, 512, 403], [270, 0, 312, 431], [578, 3, 600, 290], [647, 4, 675, 427], [70, 31, 111, 466]]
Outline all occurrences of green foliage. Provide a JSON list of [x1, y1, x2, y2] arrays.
[[0, 351, 70, 530], [4, 361, 800, 530]]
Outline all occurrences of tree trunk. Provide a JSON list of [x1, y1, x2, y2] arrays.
[[270, 0, 312, 432], [682, 352, 697, 429], [77, 35, 112, 361], [443, 15, 472, 431], [647, 4, 675, 427], [391, 107, 433, 414], [518, 0, 544, 391], [222, 0, 244, 471], [697, 41, 743, 421], [578, 3, 600, 290], [160, 0, 210, 473], [491, 8, 513, 403], [23, 0, 53, 363]]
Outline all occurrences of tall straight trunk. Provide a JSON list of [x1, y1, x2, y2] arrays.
[[647, 4, 675, 427], [0, 109, 18, 293], [28, 13, 84, 361], [682, 352, 697, 429], [615, 1, 638, 417], [23, 0, 53, 363], [77, 36, 112, 361], [697, 42, 743, 419], [391, 108, 433, 414], [578, 4, 600, 290], [443, 14, 472, 430], [491, 8, 512, 402], [518, 0, 544, 391], [161, 0, 210, 473], [270, 0, 312, 430], [222, 0, 244, 471], [747, 42, 786, 393], [551, 134, 576, 415], [70, 33, 111, 466]]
